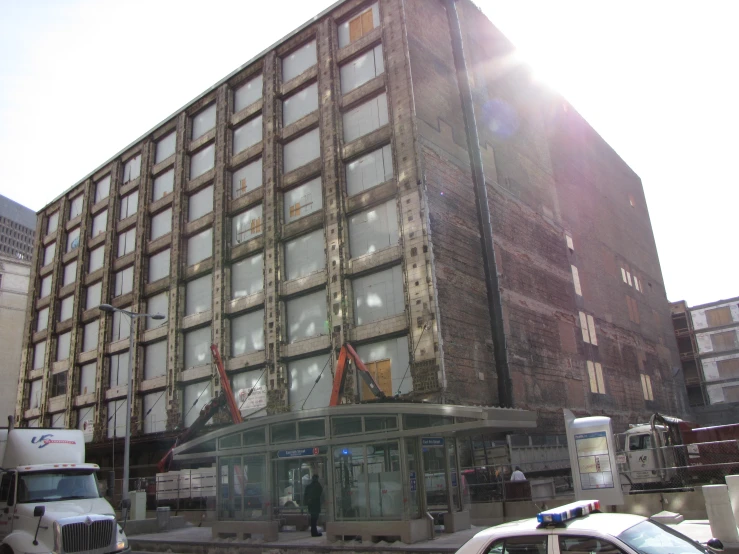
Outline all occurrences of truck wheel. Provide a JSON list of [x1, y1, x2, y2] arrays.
[[0, 544, 14, 554]]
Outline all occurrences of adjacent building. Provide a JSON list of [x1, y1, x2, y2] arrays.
[[672, 297, 739, 425], [16, 0, 685, 485]]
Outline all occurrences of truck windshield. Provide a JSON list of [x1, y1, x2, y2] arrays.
[[17, 471, 100, 503], [618, 520, 710, 554]]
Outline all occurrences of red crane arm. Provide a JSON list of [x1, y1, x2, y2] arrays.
[[329, 343, 386, 406], [211, 344, 243, 425]]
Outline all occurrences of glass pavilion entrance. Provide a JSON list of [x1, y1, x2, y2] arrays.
[[172, 403, 536, 543]]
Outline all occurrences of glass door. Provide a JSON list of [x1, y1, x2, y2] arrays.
[[275, 457, 325, 514]]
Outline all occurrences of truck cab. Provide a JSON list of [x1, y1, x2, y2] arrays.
[[620, 423, 676, 486], [0, 429, 128, 554]]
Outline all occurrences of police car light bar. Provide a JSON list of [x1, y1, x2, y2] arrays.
[[537, 500, 601, 524]]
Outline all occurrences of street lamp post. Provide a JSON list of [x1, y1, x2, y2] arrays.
[[99, 304, 165, 519]]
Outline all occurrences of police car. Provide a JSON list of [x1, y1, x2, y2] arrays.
[[455, 500, 723, 554]]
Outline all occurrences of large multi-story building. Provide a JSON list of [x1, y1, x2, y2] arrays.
[[672, 297, 739, 425], [16, 0, 685, 481], [0, 195, 35, 261]]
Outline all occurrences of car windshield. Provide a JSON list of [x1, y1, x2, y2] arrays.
[[618, 520, 709, 554], [18, 470, 100, 503]]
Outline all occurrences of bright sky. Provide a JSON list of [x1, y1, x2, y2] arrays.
[[1, 0, 736, 306]]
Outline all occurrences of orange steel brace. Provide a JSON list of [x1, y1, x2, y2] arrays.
[[329, 343, 385, 406], [210, 343, 243, 424]]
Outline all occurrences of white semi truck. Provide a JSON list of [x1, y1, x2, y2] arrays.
[[0, 427, 129, 554]]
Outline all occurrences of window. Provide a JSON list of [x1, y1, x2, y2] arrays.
[[641, 374, 654, 401], [79, 363, 96, 395], [717, 358, 739, 380], [184, 326, 211, 369], [356, 336, 410, 397], [152, 169, 174, 200], [50, 413, 65, 429], [634, 276, 642, 292], [95, 175, 111, 203], [558, 536, 624, 554], [183, 381, 211, 427], [282, 40, 317, 82], [109, 351, 130, 387], [188, 185, 214, 221], [353, 265, 404, 325], [120, 191, 139, 220], [62, 261, 77, 287], [43, 242, 56, 266], [146, 292, 168, 330], [566, 233, 574, 251], [711, 331, 739, 352], [58, 296, 74, 322], [155, 132, 176, 164], [283, 128, 320, 173], [51, 371, 67, 397], [232, 159, 262, 199], [231, 310, 264, 355], [626, 295, 640, 323], [123, 155, 141, 183], [232, 369, 266, 415], [33, 341, 46, 370], [47, 212, 59, 234], [340, 44, 384, 94], [187, 228, 212, 266], [284, 177, 322, 223], [148, 249, 170, 282], [234, 75, 263, 113], [346, 144, 393, 195], [114, 266, 134, 297], [707, 306, 733, 327], [587, 361, 605, 394], [144, 341, 167, 380], [29, 380, 42, 409], [283, 84, 318, 127], [151, 208, 172, 240], [190, 143, 215, 179], [348, 198, 398, 258], [88, 246, 104, 272], [343, 93, 388, 143], [82, 320, 99, 353], [36, 307, 49, 332], [39, 275, 52, 298], [338, 3, 379, 47], [66, 227, 81, 252], [579, 311, 598, 345], [56, 331, 71, 361], [231, 254, 263, 299], [69, 195, 84, 219], [117, 228, 136, 257], [571, 265, 582, 296], [185, 274, 212, 315], [77, 406, 95, 442], [143, 392, 167, 434], [86, 282, 102, 309], [111, 307, 131, 342], [191, 104, 216, 140], [233, 116, 263, 155], [621, 266, 633, 286], [284, 229, 325, 280], [91, 210, 108, 236], [232, 205, 263, 245], [286, 290, 326, 342], [107, 399, 126, 438], [288, 353, 333, 411]]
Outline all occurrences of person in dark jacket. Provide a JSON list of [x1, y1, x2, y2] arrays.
[[303, 474, 323, 537]]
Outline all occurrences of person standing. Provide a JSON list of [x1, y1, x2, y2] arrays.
[[510, 466, 526, 481], [303, 474, 323, 537]]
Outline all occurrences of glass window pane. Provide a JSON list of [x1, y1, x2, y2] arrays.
[[234, 75, 263, 113], [346, 144, 393, 196], [43, 242, 56, 266], [243, 427, 266, 445], [332, 416, 362, 436], [271, 422, 296, 443], [186, 274, 212, 315], [146, 292, 168, 330], [109, 351, 130, 387], [232, 370, 267, 417], [284, 229, 324, 280], [152, 169, 175, 200], [192, 104, 216, 140], [79, 363, 96, 395], [82, 319, 99, 353], [288, 353, 333, 411], [143, 391, 167, 434], [91, 210, 108, 237], [111, 308, 131, 342], [232, 159, 262, 199], [89, 246, 104, 272], [299, 419, 325, 440], [343, 93, 388, 143], [284, 177, 322, 223], [86, 282, 102, 309], [348, 199, 398, 258], [353, 265, 404, 325], [33, 342, 46, 370], [184, 326, 211, 368], [36, 307, 49, 332], [69, 195, 84, 219], [120, 191, 139, 219], [231, 254, 263, 299], [107, 399, 127, 438], [233, 116, 263, 155], [77, 406, 95, 442], [63, 261, 77, 286], [188, 185, 214, 221], [231, 310, 264, 356], [114, 267, 134, 296], [47, 212, 59, 234], [340, 44, 384, 94], [151, 208, 172, 240], [282, 41, 317, 82], [155, 132, 176, 164], [148, 249, 171, 282], [58, 296, 74, 321], [283, 84, 318, 127], [232, 204, 263, 245], [123, 155, 141, 183], [284, 128, 320, 173], [66, 227, 80, 252], [286, 289, 326, 342], [56, 331, 71, 361], [365, 416, 397, 433], [184, 381, 211, 428], [190, 143, 215, 179], [95, 175, 111, 203], [117, 228, 136, 257], [144, 341, 167, 380], [187, 228, 212, 266]]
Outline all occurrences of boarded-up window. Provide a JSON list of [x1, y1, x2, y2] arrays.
[[143, 391, 167, 434], [233, 115, 263, 155], [587, 315, 598, 346], [284, 177, 322, 223], [723, 385, 739, 404], [155, 132, 176, 164], [571, 265, 582, 296], [63, 261, 77, 286], [79, 362, 96, 395], [151, 208, 172, 240], [282, 40, 317, 82], [234, 75, 263, 113], [190, 143, 215, 179], [348, 199, 399, 258], [122, 155, 141, 183], [707, 306, 733, 327], [184, 326, 211, 369], [626, 295, 640, 324], [361, 359, 392, 399], [356, 336, 411, 397], [579, 312, 589, 343], [183, 381, 212, 427], [343, 93, 388, 143], [33, 341, 46, 370], [66, 227, 81, 252], [47, 212, 59, 234], [119, 191, 139, 220], [95, 176, 111, 203], [114, 266, 134, 297], [232, 204, 263, 245], [232, 158, 263, 199], [91, 209, 108, 237], [284, 229, 325, 281], [144, 341, 167, 380], [283, 83, 318, 127], [89, 246, 104, 272], [69, 195, 84, 219], [117, 228, 136, 257], [56, 331, 71, 361], [186, 274, 212, 316], [232, 254, 263, 299], [187, 228, 213, 266], [146, 292, 168, 330], [641, 374, 654, 401], [288, 353, 333, 411], [86, 281, 102, 309], [58, 296, 74, 321], [718, 358, 739, 380], [36, 307, 49, 332], [82, 319, 99, 353], [340, 44, 384, 94], [152, 169, 174, 200], [231, 310, 265, 355], [346, 144, 393, 196], [40, 275, 52, 298], [284, 128, 320, 173], [587, 361, 605, 394], [712, 331, 739, 352], [148, 249, 171, 282], [188, 185, 214, 221], [338, 3, 379, 47], [353, 265, 404, 325], [286, 289, 326, 342], [107, 399, 126, 438], [191, 104, 216, 140]]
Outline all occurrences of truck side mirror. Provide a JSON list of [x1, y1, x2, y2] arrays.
[[707, 538, 724, 552], [34, 505, 45, 517]]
